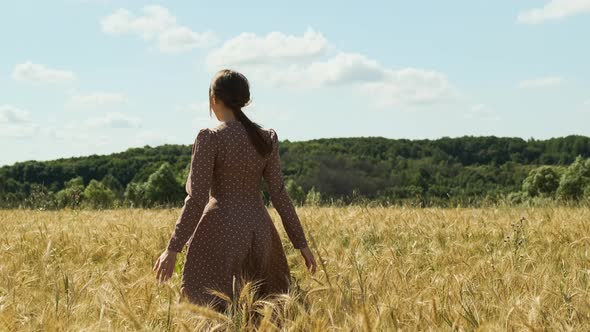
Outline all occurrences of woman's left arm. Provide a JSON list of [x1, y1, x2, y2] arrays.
[[166, 128, 217, 253]]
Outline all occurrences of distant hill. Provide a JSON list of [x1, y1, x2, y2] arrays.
[[1, 134, 589, 207]]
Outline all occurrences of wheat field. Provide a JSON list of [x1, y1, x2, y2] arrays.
[[0, 206, 589, 331]]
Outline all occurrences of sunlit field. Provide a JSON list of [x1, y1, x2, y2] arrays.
[[1, 206, 589, 331]]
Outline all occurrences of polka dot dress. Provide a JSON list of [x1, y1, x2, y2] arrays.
[[166, 120, 309, 312]]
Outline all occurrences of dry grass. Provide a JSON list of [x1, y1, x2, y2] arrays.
[[0, 206, 589, 331]]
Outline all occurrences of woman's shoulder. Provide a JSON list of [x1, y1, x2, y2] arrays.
[[263, 127, 278, 142], [196, 126, 215, 136], [193, 124, 278, 146], [193, 127, 218, 147], [197, 122, 227, 135]]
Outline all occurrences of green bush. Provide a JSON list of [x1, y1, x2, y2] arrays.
[[101, 174, 124, 199], [124, 182, 147, 208], [83, 180, 115, 209], [24, 184, 57, 210], [305, 186, 322, 206], [56, 177, 85, 209], [143, 162, 184, 207], [286, 179, 306, 206], [557, 156, 590, 201], [522, 166, 561, 197]]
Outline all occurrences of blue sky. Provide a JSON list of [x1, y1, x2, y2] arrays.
[[1, 0, 589, 166]]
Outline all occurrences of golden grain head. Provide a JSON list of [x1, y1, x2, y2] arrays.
[[0, 206, 589, 330]]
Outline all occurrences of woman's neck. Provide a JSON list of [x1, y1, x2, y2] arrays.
[[216, 106, 237, 123]]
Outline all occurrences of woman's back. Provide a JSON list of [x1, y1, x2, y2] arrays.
[[209, 120, 270, 205], [197, 120, 308, 247]]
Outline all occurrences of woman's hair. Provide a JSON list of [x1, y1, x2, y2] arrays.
[[209, 69, 273, 157]]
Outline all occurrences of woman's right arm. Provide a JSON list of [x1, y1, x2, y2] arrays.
[[262, 129, 309, 249]]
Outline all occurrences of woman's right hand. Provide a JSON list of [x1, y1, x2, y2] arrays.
[[153, 249, 178, 284], [299, 247, 317, 274]]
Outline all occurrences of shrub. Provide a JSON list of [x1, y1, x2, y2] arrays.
[[522, 166, 561, 197], [83, 180, 115, 209], [305, 186, 322, 206], [143, 162, 184, 207], [56, 177, 85, 208], [285, 179, 306, 206], [124, 182, 147, 208], [556, 156, 590, 200]]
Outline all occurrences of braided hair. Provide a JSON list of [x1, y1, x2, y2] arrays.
[[209, 69, 273, 157]]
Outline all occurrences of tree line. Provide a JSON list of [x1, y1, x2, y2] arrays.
[[1, 134, 589, 209]]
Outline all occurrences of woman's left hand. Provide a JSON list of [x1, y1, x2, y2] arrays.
[[299, 246, 317, 274], [153, 249, 178, 284]]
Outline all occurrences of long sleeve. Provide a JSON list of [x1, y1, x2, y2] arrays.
[[167, 128, 217, 253], [263, 129, 309, 249]]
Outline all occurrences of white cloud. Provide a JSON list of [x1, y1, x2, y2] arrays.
[[359, 68, 456, 108], [246, 101, 293, 123], [176, 101, 220, 128], [585, 99, 590, 106], [518, 0, 590, 24], [305, 53, 385, 84], [177, 101, 210, 114], [84, 112, 140, 128], [518, 76, 563, 88], [101, 6, 174, 38], [12, 61, 76, 84], [206, 28, 329, 68], [75, 0, 113, 3], [205, 29, 457, 108], [0, 105, 31, 123], [0, 105, 38, 138], [466, 104, 501, 121], [157, 26, 215, 53], [246, 53, 385, 87], [471, 104, 487, 113], [0, 124, 39, 138], [41, 127, 91, 141], [177, 100, 291, 127], [101, 5, 215, 53], [67, 92, 129, 109], [134, 130, 177, 147]]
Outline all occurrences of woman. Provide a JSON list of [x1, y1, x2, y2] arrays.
[[152, 69, 317, 312]]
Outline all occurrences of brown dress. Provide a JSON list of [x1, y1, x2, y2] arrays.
[[166, 120, 309, 312]]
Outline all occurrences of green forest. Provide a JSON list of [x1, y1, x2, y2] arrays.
[[1, 134, 590, 209]]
